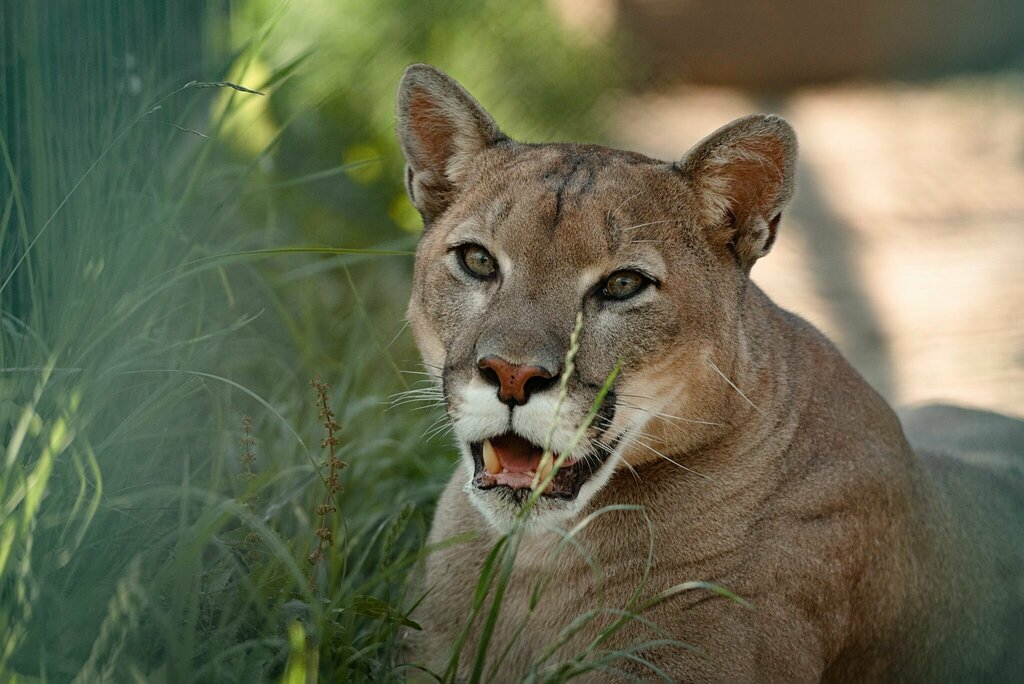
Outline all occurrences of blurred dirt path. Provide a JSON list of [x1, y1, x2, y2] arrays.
[[615, 75, 1024, 415]]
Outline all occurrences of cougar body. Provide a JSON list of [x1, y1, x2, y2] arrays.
[[395, 64, 1024, 681]]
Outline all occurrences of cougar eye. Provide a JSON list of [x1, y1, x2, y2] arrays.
[[602, 270, 648, 300], [458, 244, 497, 279]]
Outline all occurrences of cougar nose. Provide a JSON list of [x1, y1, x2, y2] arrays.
[[477, 356, 557, 406]]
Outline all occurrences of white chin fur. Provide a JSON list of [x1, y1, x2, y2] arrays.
[[465, 481, 577, 532], [451, 379, 640, 531]]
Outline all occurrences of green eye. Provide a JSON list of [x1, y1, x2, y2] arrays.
[[602, 270, 647, 300], [459, 244, 497, 279]]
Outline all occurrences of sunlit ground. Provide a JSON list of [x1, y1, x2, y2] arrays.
[[618, 74, 1024, 414]]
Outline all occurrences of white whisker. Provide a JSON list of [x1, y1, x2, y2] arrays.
[[620, 219, 679, 232], [618, 400, 725, 428], [387, 393, 446, 411], [387, 393, 443, 405], [594, 439, 641, 483], [388, 387, 443, 400], [409, 405, 445, 413], [628, 435, 712, 480], [389, 388, 443, 399], [424, 419, 455, 442], [706, 360, 767, 417], [608, 190, 644, 217]]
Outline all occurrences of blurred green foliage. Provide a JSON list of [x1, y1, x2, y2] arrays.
[[228, 0, 627, 242]]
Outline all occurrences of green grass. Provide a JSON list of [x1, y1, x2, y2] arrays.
[[0, 3, 743, 681], [1, 6, 442, 678]]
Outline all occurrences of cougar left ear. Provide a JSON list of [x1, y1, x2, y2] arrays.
[[396, 64, 505, 223], [677, 114, 797, 271]]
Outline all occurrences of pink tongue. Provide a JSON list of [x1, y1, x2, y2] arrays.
[[491, 434, 543, 473]]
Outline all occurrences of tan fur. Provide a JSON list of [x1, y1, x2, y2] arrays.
[[396, 64, 1024, 681]]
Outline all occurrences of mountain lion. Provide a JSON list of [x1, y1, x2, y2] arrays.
[[396, 64, 1024, 681]]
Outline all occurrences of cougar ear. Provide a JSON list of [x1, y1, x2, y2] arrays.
[[677, 114, 797, 271], [396, 64, 505, 223]]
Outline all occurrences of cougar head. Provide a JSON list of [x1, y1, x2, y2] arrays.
[[396, 64, 796, 530]]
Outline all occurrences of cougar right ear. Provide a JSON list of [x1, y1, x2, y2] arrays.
[[677, 114, 797, 271], [396, 64, 505, 223]]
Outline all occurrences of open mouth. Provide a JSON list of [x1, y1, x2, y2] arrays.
[[470, 433, 599, 500]]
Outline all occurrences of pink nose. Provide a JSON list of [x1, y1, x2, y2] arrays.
[[477, 356, 555, 406]]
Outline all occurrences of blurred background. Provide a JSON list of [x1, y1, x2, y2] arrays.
[[2, 0, 1021, 680]]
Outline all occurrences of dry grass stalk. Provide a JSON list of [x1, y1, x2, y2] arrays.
[[307, 376, 347, 592], [240, 415, 261, 566], [240, 415, 257, 479]]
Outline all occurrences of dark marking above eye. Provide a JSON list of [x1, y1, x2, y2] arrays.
[[552, 158, 583, 227], [541, 154, 599, 229], [577, 165, 597, 194]]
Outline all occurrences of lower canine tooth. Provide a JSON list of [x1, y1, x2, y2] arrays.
[[483, 440, 501, 474]]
